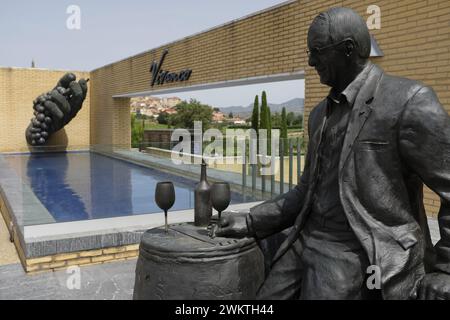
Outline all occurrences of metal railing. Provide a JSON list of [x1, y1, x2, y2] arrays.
[[241, 137, 304, 199]]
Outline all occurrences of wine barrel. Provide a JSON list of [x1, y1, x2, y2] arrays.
[[133, 222, 264, 300]]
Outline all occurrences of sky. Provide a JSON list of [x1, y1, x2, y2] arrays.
[[1, 0, 304, 108]]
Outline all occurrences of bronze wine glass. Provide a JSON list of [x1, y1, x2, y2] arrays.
[[211, 182, 231, 221], [155, 181, 175, 233]]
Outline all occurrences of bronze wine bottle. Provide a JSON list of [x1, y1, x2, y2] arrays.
[[194, 160, 212, 226]]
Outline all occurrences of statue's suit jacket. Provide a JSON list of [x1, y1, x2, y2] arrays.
[[248, 63, 450, 300]]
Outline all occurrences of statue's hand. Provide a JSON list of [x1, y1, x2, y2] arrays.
[[213, 211, 251, 239], [26, 73, 88, 145], [417, 273, 450, 300]]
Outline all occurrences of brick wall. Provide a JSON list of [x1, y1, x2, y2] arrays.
[[25, 244, 139, 273], [0, 67, 91, 152], [304, 1, 450, 128]]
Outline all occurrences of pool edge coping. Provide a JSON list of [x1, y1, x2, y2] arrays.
[[20, 201, 262, 259], [24, 201, 262, 244]]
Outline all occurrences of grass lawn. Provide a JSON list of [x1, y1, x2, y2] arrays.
[[143, 122, 171, 130]]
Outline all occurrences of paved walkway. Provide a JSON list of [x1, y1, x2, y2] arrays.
[[0, 217, 441, 300], [0, 259, 136, 300], [0, 211, 19, 266]]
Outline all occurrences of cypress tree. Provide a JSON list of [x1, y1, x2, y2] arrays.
[[251, 95, 259, 154], [260, 91, 271, 153], [260, 91, 268, 130], [260, 99, 266, 131], [251, 95, 259, 132], [259, 91, 268, 155], [281, 107, 288, 155]]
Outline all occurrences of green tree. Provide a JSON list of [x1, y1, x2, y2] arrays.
[[259, 91, 270, 154], [228, 112, 234, 118], [267, 105, 272, 154], [293, 114, 304, 127], [251, 95, 260, 154], [251, 95, 259, 133], [157, 112, 169, 125], [170, 99, 213, 130], [287, 111, 295, 127], [271, 112, 282, 128], [131, 113, 144, 148], [260, 91, 267, 131], [281, 107, 288, 155]]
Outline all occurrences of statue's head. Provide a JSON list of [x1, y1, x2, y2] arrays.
[[307, 7, 371, 89]]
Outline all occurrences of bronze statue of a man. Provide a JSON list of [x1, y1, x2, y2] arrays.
[[215, 7, 450, 300]]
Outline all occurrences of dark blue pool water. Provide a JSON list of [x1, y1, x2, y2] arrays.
[[3, 152, 255, 223]]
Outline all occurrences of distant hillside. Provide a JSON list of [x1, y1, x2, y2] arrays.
[[220, 98, 304, 118]]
